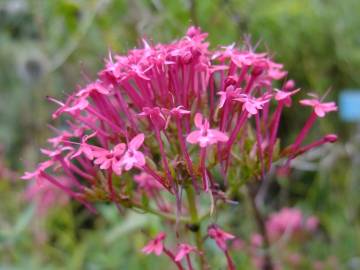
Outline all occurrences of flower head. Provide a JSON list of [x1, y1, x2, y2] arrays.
[[93, 143, 125, 174], [141, 232, 166, 256], [217, 85, 241, 109], [120, 134, 146, 171], [175, 243, 197, 261], [21, 160, 54, 182], [186, 113, 228, 148], [236, 94, 270, 115], [208, 224, 235, 251], [139, 107, 167, 130], [275, 88, 300, 107], [300, 98, 338, 117]]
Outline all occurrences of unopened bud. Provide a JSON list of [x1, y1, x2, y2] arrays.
[[324, 134, 338, 143], [284, 80, 295, 91]]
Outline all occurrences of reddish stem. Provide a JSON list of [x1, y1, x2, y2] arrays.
[[163, 248, 184, 270]]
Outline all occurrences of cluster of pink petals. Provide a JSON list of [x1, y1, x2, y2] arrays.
[[21, 27, 337, 261], [266, 207, 319, 240]]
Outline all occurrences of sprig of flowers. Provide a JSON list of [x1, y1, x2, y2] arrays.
[[22, 26, 337, 270]]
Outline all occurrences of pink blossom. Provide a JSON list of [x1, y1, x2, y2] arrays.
[[299, 98, 338, 117], [274, 88, 300, 106], [162, 106, 191, 128], [267, 62, 287, 80], [232, 51, 268, 68], [93, 143, 126, 174], [284, 79, 295, 91], [186, 113, 228, 147], [47, 130, 74, 147], [174, 243, 197, 261], [212, 43, 236, 61], [120, 134, 146, 171], [64, 96, 89, 114], [139, 107, 167, 130], [134, 172, 163, 192], [141, 232, 166, 256], [21, 160, 54, 182], [76, 81, 110, 98], [217, 85, 241, 108], [163, 106, 191, 118], [208, 224, 235, 251], [236, 94, 270, 115]]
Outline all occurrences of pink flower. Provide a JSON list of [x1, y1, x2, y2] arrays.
[[47, 130, 74, 147], [142, 232, 166, 256], [139, 107, 167, 130], [162, 106, 191, 128], [174, 243, 197, 261], [134, 172, 163, 192], [236, 94, 270, 115], [217, 85, 241, 109], [267, 62, 287, 80], [232, 51, 268, 68], [163, 106, 191, 118], [71, 132, 98, 160], [22, 160, 54, 182], [299, 98, 337, 117], [64, 96, 89, 114], [76, 81, 110, 98], [186, 113, 228, 148], [208, 224, 235, 251], [40, 146, 74, 159], [120, 133, 146, 171], [274, 88, 300, 106], [93, 143, 126, 174]]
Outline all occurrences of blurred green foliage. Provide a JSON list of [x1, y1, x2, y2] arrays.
[[0, 0, 359, 269]]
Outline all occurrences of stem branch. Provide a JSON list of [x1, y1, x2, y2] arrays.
[[247, 184, 274, 270]]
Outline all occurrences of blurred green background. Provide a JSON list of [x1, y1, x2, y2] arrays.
[[0, 0, 359, 269]]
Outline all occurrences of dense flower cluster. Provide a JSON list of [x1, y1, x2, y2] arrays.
[[22, 27, 337, 269]]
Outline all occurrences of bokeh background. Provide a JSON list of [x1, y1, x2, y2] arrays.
[[0, 0, 359, 269]]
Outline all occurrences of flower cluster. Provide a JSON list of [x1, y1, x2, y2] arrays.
[[22, 27, 337, 269], [266, 207, 318, 241]]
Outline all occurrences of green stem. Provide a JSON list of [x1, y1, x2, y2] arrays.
[[185, 185, 206, 270], [132, 202, 189, 223], [246, 184, 274, 270]]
